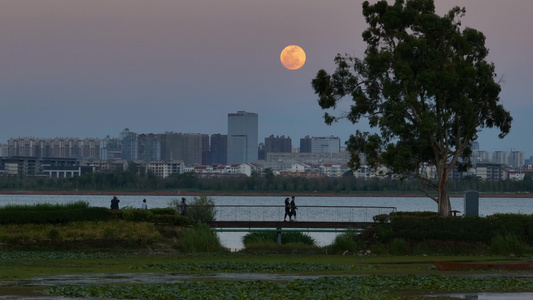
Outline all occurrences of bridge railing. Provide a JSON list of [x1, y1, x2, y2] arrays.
[[204, 205, 396, 223]]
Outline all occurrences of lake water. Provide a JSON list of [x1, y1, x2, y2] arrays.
[[1, 194, 532, 250]]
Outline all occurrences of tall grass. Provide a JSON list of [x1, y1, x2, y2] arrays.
[[1, 201, 90, 211], [177, 223, 227, 253], [490, 233, 525, 256]]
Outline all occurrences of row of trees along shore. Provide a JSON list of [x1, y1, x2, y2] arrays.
[[1, 169, 533, 195]]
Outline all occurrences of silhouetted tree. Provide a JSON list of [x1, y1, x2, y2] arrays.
[[312, 0, 512, 215]]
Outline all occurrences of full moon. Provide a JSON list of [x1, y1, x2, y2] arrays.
[[280, 45, 306, 70]]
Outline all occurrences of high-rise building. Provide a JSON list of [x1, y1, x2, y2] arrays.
[[100, 135, 122, 160], [300, 136, 312, 153], [208, 134, 227, 165], [227, 111, 258, 164], [137, 134, 162, 161], [120, 128, 138, 160], [264, 135, 292, 153], [160, 132, 209, 166], [509, 151, 525, 169], [81, 138, 100, 159], [300, 136, 341, 153], [311, 136, 340, 153], [51, 138, 81, 158], [492, 151, 509, 165], [8, 137, 92, 159]]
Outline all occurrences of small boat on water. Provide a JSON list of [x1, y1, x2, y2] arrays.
[[433, 261, 533, 271]]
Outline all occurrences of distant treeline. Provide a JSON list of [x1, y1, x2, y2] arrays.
[[1, 168, 533, 194]]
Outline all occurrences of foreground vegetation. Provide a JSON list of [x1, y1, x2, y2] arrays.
[[44, 273, 533, 300], [1, 252, 533, 299], [1, 202, 533, 298]]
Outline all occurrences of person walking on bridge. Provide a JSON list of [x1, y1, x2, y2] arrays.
[[290, 196, 298, 221], [284, 197, 291, 221]]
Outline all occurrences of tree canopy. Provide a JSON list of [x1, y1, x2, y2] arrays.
[[312, 0, 512, 215]]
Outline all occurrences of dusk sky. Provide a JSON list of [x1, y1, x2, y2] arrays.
[[2, 1, 532, 156]]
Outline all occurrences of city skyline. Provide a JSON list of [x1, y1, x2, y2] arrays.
[[2, 1, 532, 156]]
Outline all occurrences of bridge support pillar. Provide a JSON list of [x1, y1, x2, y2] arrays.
[[276, 228, 282, 245]]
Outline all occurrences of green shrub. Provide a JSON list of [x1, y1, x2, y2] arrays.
[[122, 209, 154, 222], [490, 233, 525, 256], [152, 214, 177, 224], [242, 232, 277, 246], [327, 230, 361, 254], [372, 214, 389, 224], [149, 208, 176, 216], [242, 231, 316, 247], [188, 196, 216, 222], [0, 201, 112, 224], [168, 196, 217, 223], [178, 223, 227, 253], [389, 238, 409, 255]]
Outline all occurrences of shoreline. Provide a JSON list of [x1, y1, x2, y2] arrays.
[[0, 190, 531, 198]]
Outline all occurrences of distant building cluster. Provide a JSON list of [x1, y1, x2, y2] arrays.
[[0, 114, 531, 180], [0, 111, 348, 178]]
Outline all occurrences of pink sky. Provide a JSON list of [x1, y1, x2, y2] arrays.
[[1, 0, 532, 156]]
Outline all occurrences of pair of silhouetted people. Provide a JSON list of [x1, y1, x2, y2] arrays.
[[284, 196, 297, 221]]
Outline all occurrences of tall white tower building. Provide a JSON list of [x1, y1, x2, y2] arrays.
[[227, 111, 258, 164]]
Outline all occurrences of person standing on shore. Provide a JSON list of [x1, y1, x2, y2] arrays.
[[141, 199, 147, 209], [110, 196, 120, 210], [290, 196, 298, 221], [180, 197, 188, 216], [284, 197, 291, 221]]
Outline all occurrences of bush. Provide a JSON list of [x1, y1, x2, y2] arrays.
[[0, 203, 112, 224], [327, 230, 361, 254], [149, 208, 176, 216], [177, 223, 227, 253], [490, 233, 525, 256], [188, 196, 216, 222], [122, 209, 154, 222], [389, 238, 409, 255], [242, 231, 316, 247], [364, 212, 533, 255]]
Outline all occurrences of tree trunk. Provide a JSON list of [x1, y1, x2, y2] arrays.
[[438, 185, 451, 216], [437, 167, 451, 216]]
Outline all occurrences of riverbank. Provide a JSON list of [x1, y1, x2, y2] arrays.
[[0, 190, 531, 198]]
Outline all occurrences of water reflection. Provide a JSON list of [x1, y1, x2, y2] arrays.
[[428, 292, 533, 299]]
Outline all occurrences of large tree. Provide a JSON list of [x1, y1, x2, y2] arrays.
[[312, 0, 512, 215]]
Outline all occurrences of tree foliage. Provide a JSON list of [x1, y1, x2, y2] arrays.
[[311, 0, 512, 215]]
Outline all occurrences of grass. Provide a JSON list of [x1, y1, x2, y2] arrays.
[[1, 252, 533, 298], [0, 252, 529, 280], [0, 220, 163, 250]]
